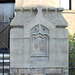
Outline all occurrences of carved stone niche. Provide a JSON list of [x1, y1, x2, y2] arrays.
[[10, 6, 69, 75], [30, 24, 49, 56]]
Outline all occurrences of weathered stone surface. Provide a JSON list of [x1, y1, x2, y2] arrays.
[[49, 39, 68, 67], [55, 28, 68, 38], [10, 28, 24, 38], [11, 6, 68, 27], [15, 0, 60, 8], [10, 6, 69, 75]]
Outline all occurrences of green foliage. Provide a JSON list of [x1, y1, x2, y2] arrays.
[[69, 33, 75, 51], [69, 33, 75, 74], [69, 33, 75, 64]]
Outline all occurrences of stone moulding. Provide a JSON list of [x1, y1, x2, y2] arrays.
[[30, 24, 49, 56], [11, 6, 68, 27], [15, 6, 64, 11], [10, 67, 68, 74]]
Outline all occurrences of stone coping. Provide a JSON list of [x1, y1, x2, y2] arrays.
[[10, 67, 68, 74], [15, 6, 64, 12], [63, 10, 75, 14], [10, 67, 69, 69]]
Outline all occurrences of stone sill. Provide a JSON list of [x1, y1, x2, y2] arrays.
[[63, 10, 75, 14], [15, 6, 64, 12]]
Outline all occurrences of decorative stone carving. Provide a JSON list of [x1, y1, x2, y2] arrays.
[[10, 6, 69, 75], [30, 24, 49, 56]]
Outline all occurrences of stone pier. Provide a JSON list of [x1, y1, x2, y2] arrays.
[[10, 0, 69, 75]]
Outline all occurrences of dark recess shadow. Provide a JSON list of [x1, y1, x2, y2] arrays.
[[0, 0, 15, 3]]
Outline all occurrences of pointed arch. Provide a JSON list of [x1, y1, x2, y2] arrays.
[[30, 24, 49, 56]]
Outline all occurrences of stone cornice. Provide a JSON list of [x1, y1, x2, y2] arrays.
[[63, 10, 75, 14], [15, 6, 64, 12], [11, 6, 68, 27]]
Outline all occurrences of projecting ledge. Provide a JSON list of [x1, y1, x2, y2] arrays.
[[15, 6, 64, 12]]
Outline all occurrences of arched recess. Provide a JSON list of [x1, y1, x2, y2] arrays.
[[30, 24, 49, 56]]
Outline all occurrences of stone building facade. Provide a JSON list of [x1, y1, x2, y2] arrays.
[[15, 0, 75, 34], [63, 10, 75, 34]]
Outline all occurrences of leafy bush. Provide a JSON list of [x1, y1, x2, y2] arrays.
[[69, 33, 75, 65], [69, 33, 75, 75], [69, 33, 75, 51]]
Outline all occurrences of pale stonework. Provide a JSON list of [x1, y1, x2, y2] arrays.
[[15, 0, 60, 7], [15, 0, 75, 10], [10, 5, 69, 75], [15, 0, 75, 34], [62, 10, 75, 34], [72, 0, 75, 10]]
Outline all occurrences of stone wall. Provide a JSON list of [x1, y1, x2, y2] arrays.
[[15, 0, 60, 7], [10, 6, 69, 75], [63, 10, 75, 34], [72, 0, 75, 10]]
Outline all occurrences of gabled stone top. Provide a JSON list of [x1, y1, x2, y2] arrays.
[[11, 6, 68, 27]]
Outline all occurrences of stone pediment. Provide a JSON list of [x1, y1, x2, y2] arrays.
[[11, 5, 68, 28], [24, 6, 55, 32]]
